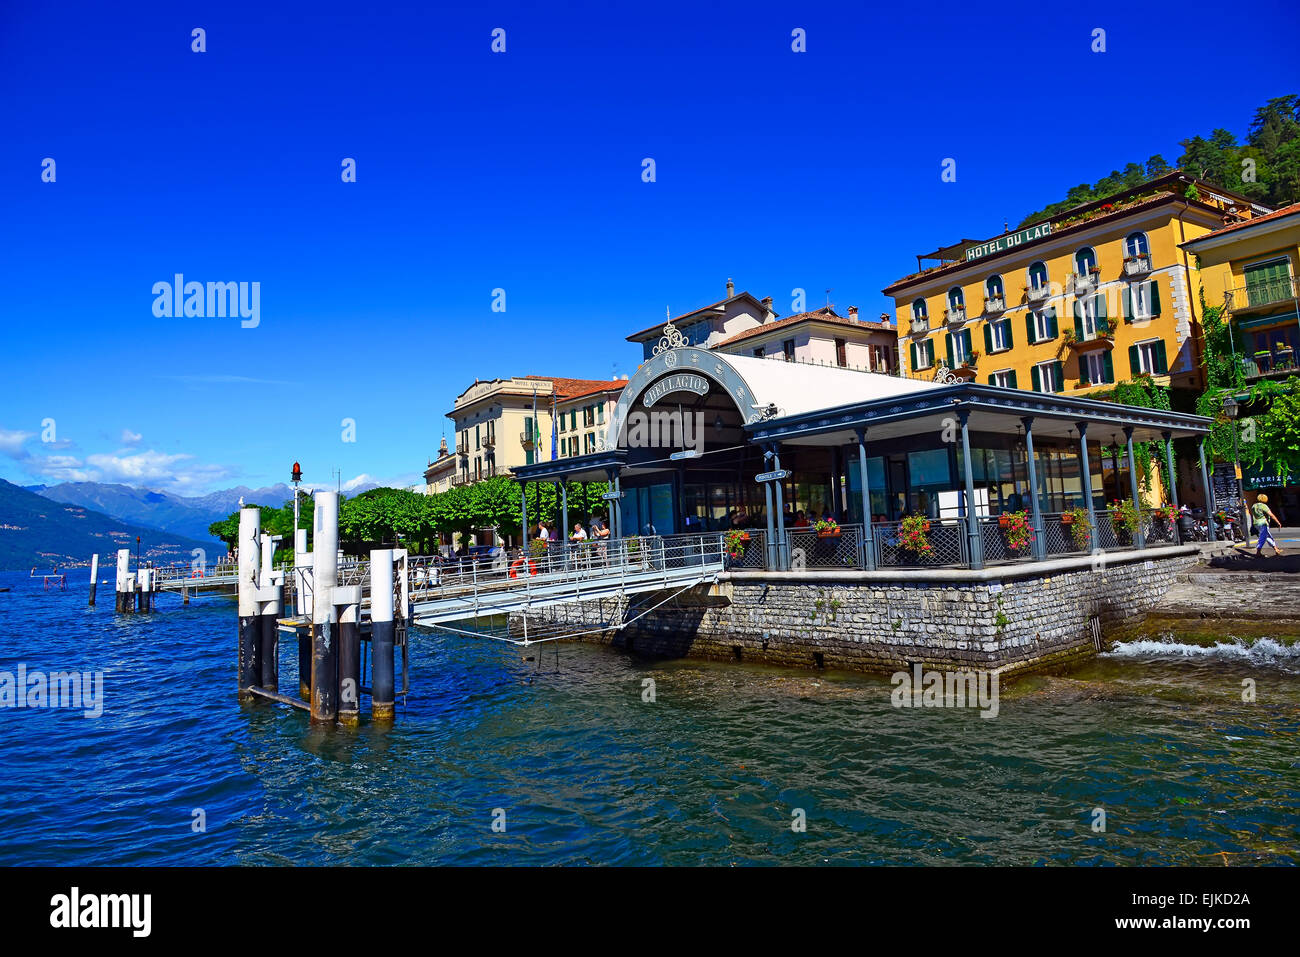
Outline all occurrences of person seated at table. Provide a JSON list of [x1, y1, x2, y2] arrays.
[[793, 510, 810, 528]]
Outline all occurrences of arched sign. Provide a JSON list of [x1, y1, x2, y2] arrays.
[[604, 346, 763, 451]]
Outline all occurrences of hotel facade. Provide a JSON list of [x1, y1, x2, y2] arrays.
[[883, 172, 1272, 400]]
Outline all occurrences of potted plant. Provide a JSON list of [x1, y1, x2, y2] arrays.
[[1000, 510, 1033, 552], [898, 514, 933, 557], [814, 518, 840, 538], [1064, 507, 1092, 550], [1110, 499, 1140, 542], [724, 529, 750, 559]]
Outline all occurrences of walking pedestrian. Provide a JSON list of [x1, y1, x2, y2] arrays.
[[1252, 494, 1285, 557]]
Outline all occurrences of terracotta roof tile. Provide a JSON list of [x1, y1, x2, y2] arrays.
[[714, 307, 895, 347], [1182, 202, 1300, 244], [522, 376, 626, 401]]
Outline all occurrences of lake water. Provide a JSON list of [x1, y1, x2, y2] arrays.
[[1, 569, 1297, 865]]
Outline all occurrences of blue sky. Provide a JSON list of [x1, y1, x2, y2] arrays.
[[2, 0, 1297, 496]]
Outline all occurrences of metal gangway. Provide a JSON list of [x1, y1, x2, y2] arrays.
[[407, 533, 727, 628]]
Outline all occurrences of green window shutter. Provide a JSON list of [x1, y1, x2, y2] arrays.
[[987, 374, 996, 385], [1079, 356, 1091, 385], [1123, 286, 1133, 323], [1149, 279, 1161, 317], [1008, 370, 1018, 389], [1154, 340, 1168, 374], [1031, 365, 1042, 392], [1047, 308, 1058, 339], [1053, 360, 1064, 392], [983, 322, 993, 353], [962, 329, 972, 355], [1025, 312, 1036, 345], [1073, 299, 1084, 339], [1005, 319, 1013, 349], [1103, 350, 1114, 383], [909, 341, 918, 369], [945, 333, 954, 367], [1128, 344, 1140, 375], [1095, 292, 1107, 322]]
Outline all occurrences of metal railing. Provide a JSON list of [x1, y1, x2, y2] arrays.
[[872, 518, 967, 568], [1123, 255, 1152, 277], [788, 525, 866, 569], [1226, 277, 1298, 314]]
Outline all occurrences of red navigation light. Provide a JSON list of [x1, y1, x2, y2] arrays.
[[292, 462, 303, 483]]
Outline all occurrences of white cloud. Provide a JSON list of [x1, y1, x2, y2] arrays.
[[18, 447, 236, 493], [121, 429, 143, 445], [0, 429, 32, 459]]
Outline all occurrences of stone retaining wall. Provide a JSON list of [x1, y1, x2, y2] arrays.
[[520, 547, 1200, 675]]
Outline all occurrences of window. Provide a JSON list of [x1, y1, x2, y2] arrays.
[[475, 425, 481, 450], [1244, 258, 1293, 306], [1080, 351, 1114, 385], [1033, 360, 1063, 393], [948, 286, 964, 311], [1028, 261, 1048, 290], [1130, 339, 1169, 376], [597, 404, 604, 424], [1075, 294, 1101, 338], [912, 298, 928, 322], [986, 317, 1011, 352], [910, 338, 935, 370], [1027, 307, 1057, 344], [783, 339, 796, 362], [948, 328, 972, 365], [570, 410, 577, 430], [1125, 232, 1149, 258], [989, 369, 1016, 388], [753, 347, 764, 358], [1125, 279, 1161, 321], [986, 275, 1004, 299], [1075, 247, 1097, 274], [583, 406, 595, 428], [835, 338, 847, 367], [558, 413, 566, 433], [584, 433, 595, 454]]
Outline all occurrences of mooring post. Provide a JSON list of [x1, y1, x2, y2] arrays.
[[237, 507, 262, 700], [370, 548, 396, 723], [259, 532, 280, 693], [88, 553, 98, 607], [311, 491, 340, 725], [295, 526, 312, 697], [337, 595, 360, 726], [114, 549, 132, 613]]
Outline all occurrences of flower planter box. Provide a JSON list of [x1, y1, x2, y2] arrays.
[[817, 528, 841, 538], [998, 515, 1011, 528], [1061, 514, 1075, 525]]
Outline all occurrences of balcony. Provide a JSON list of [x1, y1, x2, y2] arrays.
[[1026, 284, 1050, 304], [1071, 270, 1100, 294], [1064, 318, 1114, 351], [1243, 345, 1298, 382], [1225, 277, 1298, 316], [519, 431, 536, 450], [482, 434, 496, 449], [451, 465, 500, 487], [1123, 254, 1152, 277], [984, 295, 1006, 315], [910, 319, 930, 336], [944, 306, 967, 325]]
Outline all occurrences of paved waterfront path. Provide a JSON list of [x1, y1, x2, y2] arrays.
[[1144, 537, 1300, 639]]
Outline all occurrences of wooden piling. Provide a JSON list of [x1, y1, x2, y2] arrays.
[[370, 548, 395, 722]]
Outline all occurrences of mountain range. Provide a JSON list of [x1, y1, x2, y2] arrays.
[[33, 481, 299, 543], [0, 479, 219, 570]]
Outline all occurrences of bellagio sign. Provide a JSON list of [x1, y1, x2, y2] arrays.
[[643, 373, 710, 408]]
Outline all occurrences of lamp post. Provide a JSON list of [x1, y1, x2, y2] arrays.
[[291, 461, 303, 564], [1223, 396, 1249, 536]]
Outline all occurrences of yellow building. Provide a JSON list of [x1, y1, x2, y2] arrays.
[[1181, 202, 1300, 383], [883, 172, 1272, 398]]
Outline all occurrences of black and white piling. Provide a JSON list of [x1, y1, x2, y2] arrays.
[[337, 584, 361, 726], [114, 548, 133, 613], [294, 526, 313, 698], [310, 491, 339, 725], [370, 548, 396, 723], [237, 506, 261, 700], [259, 532, 280, 693], [88, 553, 98, 607]]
